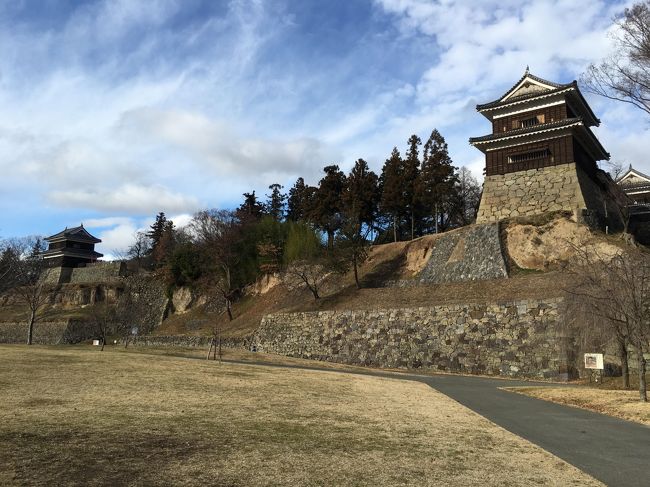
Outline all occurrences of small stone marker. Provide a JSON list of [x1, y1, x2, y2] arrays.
[[92, 339, 100, 346]]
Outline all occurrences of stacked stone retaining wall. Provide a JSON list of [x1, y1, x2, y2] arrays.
[[0, 320, 96, 344], [124, 335, 248, 348], [386, 223, 508, 286], [477, 163, 587, 223], [69, 262, 126, 284], [476, 163, 625, 231], [255, 298, 575, 379]]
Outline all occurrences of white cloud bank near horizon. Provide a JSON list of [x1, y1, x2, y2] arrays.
[[0, 0, 647, 256]]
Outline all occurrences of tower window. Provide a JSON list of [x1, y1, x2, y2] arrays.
[[512, 114, 545, 129], [508, 149, 552, 164]]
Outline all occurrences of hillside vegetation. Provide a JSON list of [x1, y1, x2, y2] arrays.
[[159, 214, 626, 338]]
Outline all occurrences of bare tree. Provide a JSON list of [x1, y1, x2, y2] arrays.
[[190, 210, 246, 321], [283, 260, 330, 300], [336, 217, 370, 290], [207, 322, 223, 362], [607, 160, 626, 181], [581, 2, 650, 116], [0, 240, 20, 294], [567, 246, 650, 401], [7, 238, 51, 345], [89, 302, 115, 351]]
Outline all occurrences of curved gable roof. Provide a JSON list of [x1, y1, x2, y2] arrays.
[[46, 224, 101, 243]]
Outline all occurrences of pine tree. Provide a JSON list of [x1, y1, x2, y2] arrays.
[[379, 147, 405, 242], [237, 191, 265, 222], [152, 220, 175, 266], [146, 212, 167, 253], [403, 135, 421, 240], [311, 165, 346, 249], [287, 177, 308, 221], [417, 129, 458, 233], [342, 158, 379, 230], [265, 183, 286, 222], [338, 159, 379, 288]]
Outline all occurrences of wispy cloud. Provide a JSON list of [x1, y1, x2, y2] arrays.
[[0, 0, 648, 249]]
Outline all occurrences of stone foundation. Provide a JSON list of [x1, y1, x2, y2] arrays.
[[254, 298, 576, 380], [477, 163, 589, 223], [476, 163, 626, 232], [41, 261, 126, 285]]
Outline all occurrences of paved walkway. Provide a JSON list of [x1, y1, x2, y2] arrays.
[[419, 374, 649, 487], [225, 358, 650, 487]]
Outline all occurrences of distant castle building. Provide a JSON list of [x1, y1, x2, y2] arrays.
[[43, 224, 103, 268], [470, 69, 623, 228], [41, 225, 127, 285], [617, 166, 650, 204]]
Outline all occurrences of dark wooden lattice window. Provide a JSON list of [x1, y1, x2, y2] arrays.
[[512, 114, 545, 129], [507, 148, 552, 164]]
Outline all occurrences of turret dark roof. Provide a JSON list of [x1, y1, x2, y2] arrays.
[[469, 116, 610, 161], [475, 70, 600, 126], [476, 83, 575, 111], [45, 224, 101, 244], [469, 117, 583, 143]]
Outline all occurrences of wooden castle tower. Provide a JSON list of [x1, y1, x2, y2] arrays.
[[42, 224, 103, 269], [470, 69, 622, 227]]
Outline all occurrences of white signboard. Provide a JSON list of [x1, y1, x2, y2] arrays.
[[92, 339, 100, 346], [584, 353, 604, 370]]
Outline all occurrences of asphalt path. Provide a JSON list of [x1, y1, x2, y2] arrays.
[[222, 358, 650, 487]]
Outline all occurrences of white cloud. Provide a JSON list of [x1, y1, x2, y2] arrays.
[[2, 0, 649, 240], [83, 217, 134, 228], [116, 107, 337, 185], [47, 184, 201, 215], [97, 221, 139, 257]]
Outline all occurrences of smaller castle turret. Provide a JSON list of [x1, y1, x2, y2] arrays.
[[42, 224, 103, 269]]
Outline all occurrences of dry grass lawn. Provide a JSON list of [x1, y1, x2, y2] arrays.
[[0, 345, 602, 486], [507, 386, 650, 427]]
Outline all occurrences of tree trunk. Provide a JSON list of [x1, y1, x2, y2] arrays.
[[27, 309, 36, 345], [100, 337, 105, 352], [618, 337, 630, 389], [411, 210, 414, 241], [392, 215, 397, 243], [225, 299, 233, 321], [434, 203, 439, 234], [308, 286, 320, 300], [353, 254, 360, 290], [639, 343, 647, 402]]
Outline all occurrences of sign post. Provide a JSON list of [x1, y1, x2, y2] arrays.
[[584, 353, 604, 383]]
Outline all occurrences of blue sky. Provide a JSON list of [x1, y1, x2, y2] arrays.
[[0, 0, 646, 257]]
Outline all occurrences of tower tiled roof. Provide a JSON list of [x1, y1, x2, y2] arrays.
[[469, 117, 583, 143], [476, 83, 575, 111], [45, 224, 101, 244]]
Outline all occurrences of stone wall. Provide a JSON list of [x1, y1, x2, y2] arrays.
[[477, 163, 587, 223], [69, 261, 126, 284], [0, 320, 96, 344], [124, 334, 248, 348], [476, 162, 625, 231], [386, 223, 508, 286], [254, 298, 576, 379]]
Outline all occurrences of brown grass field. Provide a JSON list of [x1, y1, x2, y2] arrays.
[[0, 345, 602, 486], [506, 386, 650, 426]]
